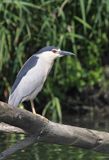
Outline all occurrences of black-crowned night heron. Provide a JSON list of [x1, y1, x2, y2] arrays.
[[8, 46, 74, 114]]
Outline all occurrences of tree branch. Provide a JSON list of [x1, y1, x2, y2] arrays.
[[0, 122, 25, 133], [0, 135, 36, 160], [0, 101, 109, 160]]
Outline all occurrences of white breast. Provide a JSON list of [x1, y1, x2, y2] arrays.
[[20, 57, 54, 101]]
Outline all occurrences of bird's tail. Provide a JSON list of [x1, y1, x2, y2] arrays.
[[8, 94, 20, 108]]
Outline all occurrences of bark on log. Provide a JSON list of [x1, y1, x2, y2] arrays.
[[0, 101, 109, 159]]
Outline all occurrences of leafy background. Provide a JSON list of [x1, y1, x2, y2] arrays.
[[0, 0, 109, 121]]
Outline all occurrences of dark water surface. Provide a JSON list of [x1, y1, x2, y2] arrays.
[[0, 109, 109, 160]]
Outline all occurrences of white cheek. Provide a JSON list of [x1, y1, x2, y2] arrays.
[[38, 51, 58, 61], [59, 54, 63, 57], [52, 53, 59, 58]]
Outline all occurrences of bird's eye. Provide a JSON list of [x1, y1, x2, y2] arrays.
[[52, 49, 57, 53]]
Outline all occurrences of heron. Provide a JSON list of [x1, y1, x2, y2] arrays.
[[8, 46, 74, 114]]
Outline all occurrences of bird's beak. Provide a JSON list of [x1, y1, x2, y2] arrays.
[[59, 50, 75, 56]]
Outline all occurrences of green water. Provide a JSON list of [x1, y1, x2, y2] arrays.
[[0, 138, 108, 160], [0, 110, 109, 160]]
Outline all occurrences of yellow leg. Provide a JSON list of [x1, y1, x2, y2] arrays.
[[30, 100, 36, 114]]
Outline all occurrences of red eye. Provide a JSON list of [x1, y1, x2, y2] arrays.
[[52, 49, 57, 53]]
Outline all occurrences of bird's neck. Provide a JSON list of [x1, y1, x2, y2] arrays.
[[37, 57, 54, 78], [38, 55, 55, 65]]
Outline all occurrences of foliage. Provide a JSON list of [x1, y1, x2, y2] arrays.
[[0, 0, 109, 120], [42, 96, 62, 122]]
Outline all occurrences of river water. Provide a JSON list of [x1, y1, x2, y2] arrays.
[[0, 108, 109, 160]]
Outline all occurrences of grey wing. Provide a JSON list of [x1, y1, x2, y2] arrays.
[[11, 55, 39, 94], [8, 55, 39, 107]]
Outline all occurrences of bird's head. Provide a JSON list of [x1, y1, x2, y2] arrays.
[[37, 46, 75, 61]]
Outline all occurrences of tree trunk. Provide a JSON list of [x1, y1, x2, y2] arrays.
[[0, 101, 109, 159]]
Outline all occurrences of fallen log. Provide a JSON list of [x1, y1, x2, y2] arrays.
[[0, 101, 109, 159]]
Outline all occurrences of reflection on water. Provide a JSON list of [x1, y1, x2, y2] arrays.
[[0, 109, 109, 160], [63, 106, 109, 131]]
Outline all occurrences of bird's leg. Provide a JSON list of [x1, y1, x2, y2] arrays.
[[30, 100, 36, 114]]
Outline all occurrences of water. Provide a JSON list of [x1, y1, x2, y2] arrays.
[[0, 109, 109, 160]]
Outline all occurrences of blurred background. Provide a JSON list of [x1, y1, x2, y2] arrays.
[[0, 0, 109, 159]]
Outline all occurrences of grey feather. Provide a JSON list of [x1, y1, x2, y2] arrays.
[[8, 46, 57, 108], [11, 55, 39, 94], [37, 46, 57, 54], [8, 55, 53, 107]]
